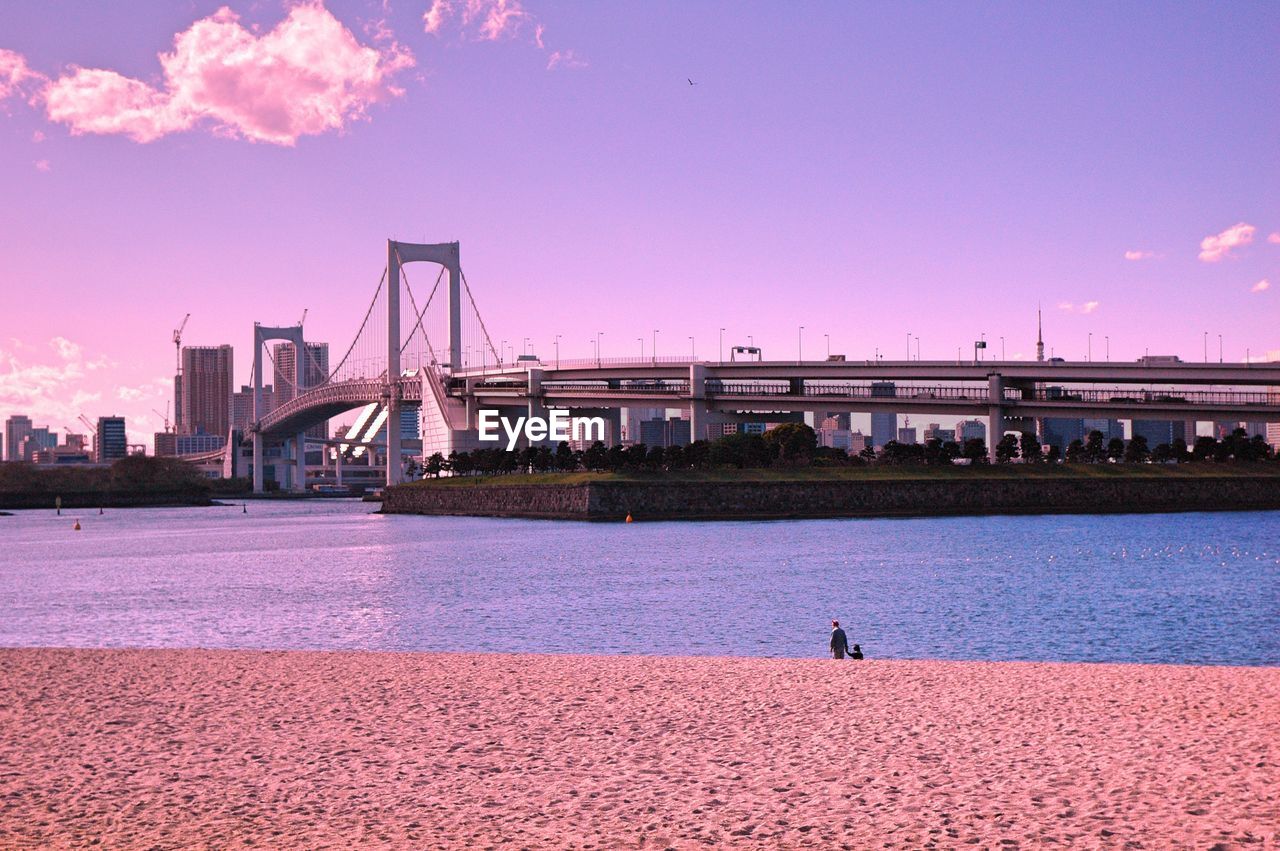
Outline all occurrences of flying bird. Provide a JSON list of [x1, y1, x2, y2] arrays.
[[688, 78, 697, 86]]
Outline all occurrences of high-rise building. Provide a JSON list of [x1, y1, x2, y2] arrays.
[[870, 382, 896, 449], [95, 416, 128, 462], [1042, 417, 1085, 450], [1267, 423, 1280, 450], [955, 419, 986, 445], [639, 417, 691, 448], [180, 345, 234, 437], [624, 406, 665, 443], [1132, 419, 1188, 447], [232, 384, 277, 433], [819, 412, 851, 431], [897, 426, 917, 444], [1082, 418, 1125, 442], [18, 426, 57, 462], [817, 428, 852, 451], [270, 342, 330, 439], [4, 415, 33, 462], [922, 423, 956, 443], [154, 432, 177, 457], [1243, 422, 1268, 439]]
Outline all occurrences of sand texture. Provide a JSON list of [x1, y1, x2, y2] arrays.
[[0, 648, 1276, 849]]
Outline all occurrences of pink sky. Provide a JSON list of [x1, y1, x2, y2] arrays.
[[1, 1, 1277, 446]]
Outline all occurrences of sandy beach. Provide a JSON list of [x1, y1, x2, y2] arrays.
[[0, 649, 1276, 849]]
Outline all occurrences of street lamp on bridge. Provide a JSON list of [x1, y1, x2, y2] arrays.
[[719, 328, 725, 364], [554, 334, 561, 370], [689, 336, 695, 359], [637, 337, 644, 360], [652, 329, 659, 366]]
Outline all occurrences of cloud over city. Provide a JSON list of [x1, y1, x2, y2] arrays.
[[1123, 250, 1154, 261], [1197, 222, 1255, 262], [1252, 279, 1270, 293], [1056, 301, 1099, 314], [40, 2, 414, 145]]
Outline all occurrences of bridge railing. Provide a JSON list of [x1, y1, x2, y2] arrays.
[[1027, 387, 1278, 406]]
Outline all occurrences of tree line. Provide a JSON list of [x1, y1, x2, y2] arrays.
[[414, 424, 1276, 477]]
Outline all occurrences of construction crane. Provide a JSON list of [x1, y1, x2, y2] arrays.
[[151, 402, 171, 433], [172, 313, 190, 373], [297, 308, 308, 327]]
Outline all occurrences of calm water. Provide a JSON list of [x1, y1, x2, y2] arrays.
[[1, 501, 1277, 665]]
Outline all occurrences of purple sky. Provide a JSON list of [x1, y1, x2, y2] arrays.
[[2, 0, 1277, 445]]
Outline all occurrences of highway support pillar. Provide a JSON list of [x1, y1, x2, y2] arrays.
[[987, 373, 1004, 462]]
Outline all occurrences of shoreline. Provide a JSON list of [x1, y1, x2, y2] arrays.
[[2, 647, 1276, 848], [383, 474, 1280, 520]]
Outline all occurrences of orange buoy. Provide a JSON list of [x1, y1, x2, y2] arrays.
[[73, 520, 81, 531], [625, 513, 633, 523]]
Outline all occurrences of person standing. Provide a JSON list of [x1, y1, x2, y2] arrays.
[[830, 620, 849, 659]]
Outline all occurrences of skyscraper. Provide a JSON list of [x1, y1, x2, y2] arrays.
[[870, 381, 897, 449], [273, 342, 329, 438], [180, 345, 234, 437], [95, 416, 127, 462], [1042, 417, 1085, 450], [4, 415, 33, 462], [1132, 419, 1188, 447]]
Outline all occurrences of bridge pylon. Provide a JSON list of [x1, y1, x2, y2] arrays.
[[251, 323, 307, 493], [387, 240, 461, 486]]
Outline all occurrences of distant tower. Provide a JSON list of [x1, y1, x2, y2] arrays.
[[1036, 306, 1045, 362]]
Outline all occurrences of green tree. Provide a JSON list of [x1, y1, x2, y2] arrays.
[[763, 422, 818, 465], [1123, 434, 1150, 463], [1083, 430, 1106, 463], [664, 444, 685, 469], [1064, 439, 1085, 463], [583, 441, 608, 471], [644, 445, 666, 469], [1106, 437, 1125, 462], [1019, 431, 1043, 463], [1045, 444, 1062, 464], [1170, 438, 1191, 463], [961, 438, 988, 464], [995, 433, 1020, 463], [424, 452, 444, 478], [554, 441, 577, 472]]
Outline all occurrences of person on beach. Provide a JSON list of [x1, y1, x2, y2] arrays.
[[830, 620, 849, 659], [850, 644, 864, 660]]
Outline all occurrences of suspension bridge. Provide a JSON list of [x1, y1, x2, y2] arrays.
[[232, 239, 1280, 493]]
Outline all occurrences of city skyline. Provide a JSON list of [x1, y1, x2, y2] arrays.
[[2, 1, 1278, 446]]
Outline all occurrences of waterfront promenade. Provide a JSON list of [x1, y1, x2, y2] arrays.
[[1, 648, 1275, 848]]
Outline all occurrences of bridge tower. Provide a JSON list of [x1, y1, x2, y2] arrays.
[[387, 240, 462, 486], [251, 324, 307, 493]]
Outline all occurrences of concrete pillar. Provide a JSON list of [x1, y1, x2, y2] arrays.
[[252, 325, 265, 493], [293, 432, 306, 492], [386, 241, 403, 487], [987, 373, 1004, 461], [335, 448, 343, 487], [252, 433, 264, 492]]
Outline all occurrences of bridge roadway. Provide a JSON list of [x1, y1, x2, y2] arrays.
[[254, 358, 1280, 440]]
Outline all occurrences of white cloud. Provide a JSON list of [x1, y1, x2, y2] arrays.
[[0, 48, 45, 106], [1252, 279, 1270, 293], [1123, 250, 1154, 261], [1057, 301, 1100, 314], [42, 2, 414, 146], [1198, 222, 1255, 262], [34, 159, 50, 172], [1268, 232, 1280, 245], [547, 49, 587, 71]]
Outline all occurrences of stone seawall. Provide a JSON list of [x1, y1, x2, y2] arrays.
[[381, 476, 1280, 521]]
